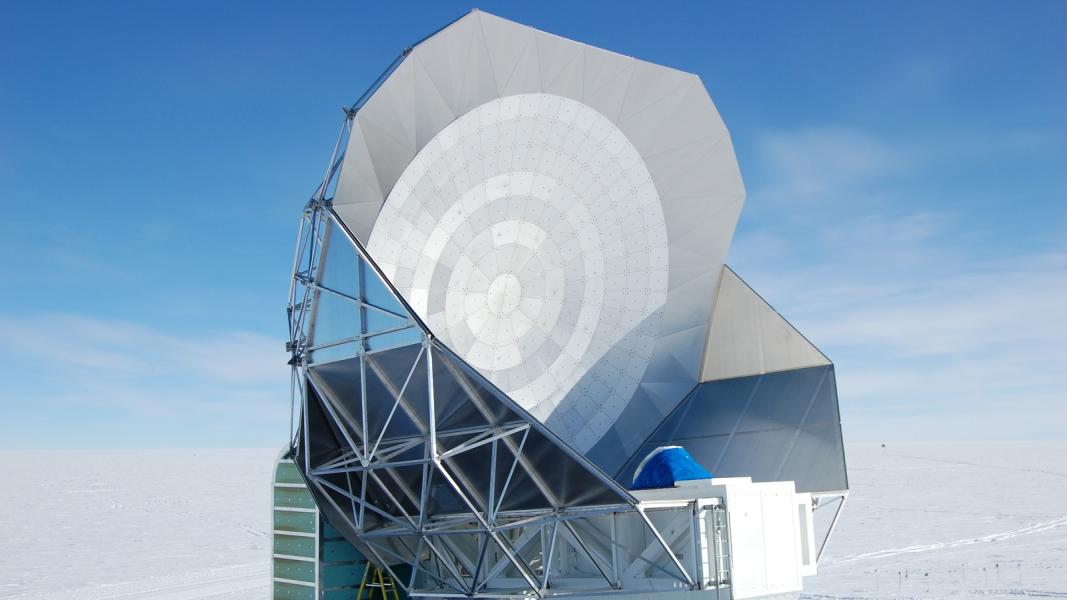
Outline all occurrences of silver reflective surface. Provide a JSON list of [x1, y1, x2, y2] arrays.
[[701, 266, 830, 382], [615, 365, 848, 494], [334, 10, 746, 463]]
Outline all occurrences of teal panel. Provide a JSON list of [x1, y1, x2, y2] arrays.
[[274, 557, 316, 583], [323, 589, 360, 600], [274, 580, 316, 600], [274, 510, 317, 534], [321, 521, 343, 538], [322, 561, 367, 587], [275, 461, 306, 485], [274, 534, 316, 558], [274, 488, 316, 509], [322, 539, 365, 562]]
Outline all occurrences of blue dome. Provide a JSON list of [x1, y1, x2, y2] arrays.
[[630, 446, 713, 490]]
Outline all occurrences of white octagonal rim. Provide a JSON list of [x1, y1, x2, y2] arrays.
[[331, 9, 746, 464]]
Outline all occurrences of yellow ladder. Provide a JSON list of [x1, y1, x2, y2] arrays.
[[356, 564, 401, 600]]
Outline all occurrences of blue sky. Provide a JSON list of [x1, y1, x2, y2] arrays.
[[1, 1, 1064, 448]]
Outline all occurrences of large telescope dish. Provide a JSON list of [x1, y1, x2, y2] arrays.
[[333, 11, 745, 465], [285, 11, 850, 598]]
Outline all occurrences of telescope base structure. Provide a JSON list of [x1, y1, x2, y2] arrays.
[[285, 200, 827, 599], [275, 447, 817, 600], [280, 10, 851, 599]]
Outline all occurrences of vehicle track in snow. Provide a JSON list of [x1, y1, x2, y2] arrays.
[[15, 564, 268, 600], [827, 517, 1067, 565], [805, 591, 1067, 599], [885, 452, 1067, 479]]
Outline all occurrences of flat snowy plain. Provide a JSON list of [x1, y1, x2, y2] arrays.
[[1, 443, 1063, 599]]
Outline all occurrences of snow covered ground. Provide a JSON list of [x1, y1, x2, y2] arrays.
[[0, 443, 1063, 599], [0, 449, 277, 600], [807, 442, 1067, 599]]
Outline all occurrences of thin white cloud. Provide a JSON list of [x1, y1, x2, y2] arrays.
[[732, 209, 1067, 441], [0, 314, 288, 414], [754, 127, 908, 203], [750, 121, 1059, 210], [800, 253, 1067, 357]]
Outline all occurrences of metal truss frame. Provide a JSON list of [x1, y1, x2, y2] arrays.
[[812, 490, 849, 563], [284, 138, 729, 596]]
